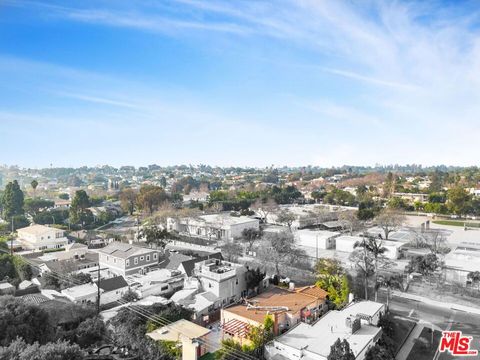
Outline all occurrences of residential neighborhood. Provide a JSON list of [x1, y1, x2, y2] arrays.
[[2, 1, 480, 360]]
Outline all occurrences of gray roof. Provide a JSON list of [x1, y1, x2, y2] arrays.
[[96, 276, 129, 292], [97, 242, 154, 259], [180, 252, 223, 277], [159, 251, 193, 271]]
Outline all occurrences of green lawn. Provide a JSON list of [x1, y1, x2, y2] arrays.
[[391, 316, 416, 354], [433, 220, 480, 228], [406, 327, 442, 360], [199, 352, 217, 360]]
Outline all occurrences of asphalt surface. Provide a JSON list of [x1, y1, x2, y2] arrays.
[[377, 292, 480, 360]]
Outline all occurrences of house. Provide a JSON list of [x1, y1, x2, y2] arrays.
[[193, 258, 248, 307], [17, 224, 68, 251], [146, 319, 211, 359], [97, 242, 160, 276], [126, 269, 185, 298], [167, 213, 259, 241], [96, 276, 129, 305], [34, 251, 99, 276], [444, 244, 480, 286], [38, 242, 88, 262], [61, 283, 98, 304], [178, 252, 223, 277], [265, 301, 385, 360], [221, 286, 328, 344], [336, 236, 406, 259], [296, 229, 340, 251]]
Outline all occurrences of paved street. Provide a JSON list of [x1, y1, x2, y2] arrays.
[[377, 291, 480, 360]]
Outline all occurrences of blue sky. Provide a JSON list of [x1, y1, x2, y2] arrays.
[[1, 0, 479, 168]]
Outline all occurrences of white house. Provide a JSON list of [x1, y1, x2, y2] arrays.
[[336, 235, 405, 260], [17, 225, 68, 251], [193, 258, 248, 307], [336, 236, 405, 259], [96, 276, 129, 305], [265, 301, 385, 360], [126, 269, 185, 298], [167, 213, 259, 241], [295, 229, 340, 251], [61, 283, 98, 304], [445, 244, 480, 286]]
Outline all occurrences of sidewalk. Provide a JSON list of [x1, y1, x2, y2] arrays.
[[392, 290, 480, 315]]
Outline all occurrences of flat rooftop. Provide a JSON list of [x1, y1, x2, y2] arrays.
[[273, 308, 381, 358]]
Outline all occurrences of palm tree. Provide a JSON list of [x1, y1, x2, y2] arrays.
[[355, 235, 387, 302], [383, 274, 403, 310], [31, 180, 38, 198]]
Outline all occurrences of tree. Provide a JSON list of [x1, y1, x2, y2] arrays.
[[467, 271, 480, 290], [137, 185, 168, 214], [276, 209, 296, 231], [216, 338, 253, 360], [24, 198, 55, 217], [119, 188, 137, 215], [74, 317, 106, 348], [240, 227, 263, 255], [447, 186, 471, 216], [58, 193, 70, 200], [138, 225, 173, 250], [0, 296, 53, 346], [354, 236, 389, 302], [69, 190, 90, 225], [338, 210, 363, 235], [349, 248, 375, 300], [245, 267, 266, 293], [258, 231, 296, 276], [251, 198, 278, 224], [1, 180, 24, 220], [406, 254, 438, 277], [382, 274, 403, 309], [328, 338, 355, 360], [31, 180, 39, 198], [375, 209, 405, 240], [0, 254, 16, 281], [315, 258, 349, 306], [219, 242, 243, 262], [122, 289, 140, 302], [0, 338, 83, 360]]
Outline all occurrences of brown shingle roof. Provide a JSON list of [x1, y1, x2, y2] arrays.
[[296, 285, 329, 299]]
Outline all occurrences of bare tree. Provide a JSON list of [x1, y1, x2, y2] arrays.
[[240, 227, 263, 255], [338, 210, 363, 235], [258, 230, 296, 276], [251, 198, 278, 224], [276, 209, 296, 231], [375, 208, 405, 240]]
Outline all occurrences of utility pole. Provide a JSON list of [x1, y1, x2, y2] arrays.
[[10, 217, 14, 256], [316, 235, 318, 261], [96, 263, 101, 315]]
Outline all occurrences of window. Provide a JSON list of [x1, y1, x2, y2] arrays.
[[235, 278, 238, 285], [146, 255, 150, 262], [106, 256, 109, 261], [153, 253, 158, 260], [140, 256, 144, 261], [114, 258, 116, 264], [126, 259, 130, 266], [209, 283, 212, 288], [134, 257, 138, 265]]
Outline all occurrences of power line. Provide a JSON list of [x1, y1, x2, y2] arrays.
[[1, 249, 257, 360]]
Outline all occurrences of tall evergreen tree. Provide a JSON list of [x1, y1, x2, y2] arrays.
[[1, 180, 24, 220]]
